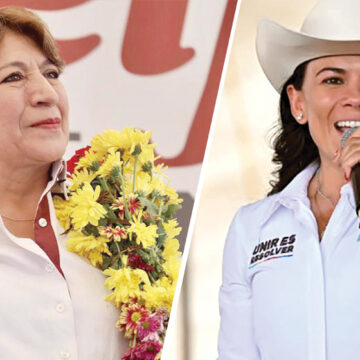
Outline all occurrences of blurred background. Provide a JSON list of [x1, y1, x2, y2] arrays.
[[164, 0, 318, 358]]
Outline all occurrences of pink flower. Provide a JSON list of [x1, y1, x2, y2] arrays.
[[142, 332, 160, 343], [137, 313, 162, 340], [153, 309, 169, 333], [122, 341, 162, 360]]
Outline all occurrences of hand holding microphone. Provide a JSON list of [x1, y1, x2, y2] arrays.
[[341, 127, 360, 215]]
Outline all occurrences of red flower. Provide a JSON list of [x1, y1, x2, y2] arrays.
[[128, 196, 142, 214], [128, 253, 154, 273], [66, 145, 91, 175], [113, 195, 141, 219], [118, 303, 149, 337], [99, 226, 127, 242]]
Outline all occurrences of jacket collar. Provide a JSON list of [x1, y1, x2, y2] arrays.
[[277, 162, 318, 204], [277, 161, 355, 209], [42, 160, 68, 201], [260, 162, 355, 227]]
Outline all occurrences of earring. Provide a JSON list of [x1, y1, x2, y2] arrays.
[[296, 113, 303, 121]]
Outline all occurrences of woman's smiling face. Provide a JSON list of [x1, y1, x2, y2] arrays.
[[287, 55, 360, 165], [0, 30, 69, 167]]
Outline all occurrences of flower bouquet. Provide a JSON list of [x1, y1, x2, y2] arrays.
[[53, 128, 182, 360]]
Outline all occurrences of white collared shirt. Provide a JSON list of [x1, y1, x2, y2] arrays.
[[218, 163, 360, 360], [0, 162, 127, 359]]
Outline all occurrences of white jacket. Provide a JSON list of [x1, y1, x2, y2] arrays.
[[218, 163, 360, 360], [0, 162, 126, 359]]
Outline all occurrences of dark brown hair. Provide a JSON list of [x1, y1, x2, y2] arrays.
[[0, 6, 64, 70], [268, 62, 319, 195]]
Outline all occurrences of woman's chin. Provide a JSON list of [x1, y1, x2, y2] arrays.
[[23, 140, 68, 165]]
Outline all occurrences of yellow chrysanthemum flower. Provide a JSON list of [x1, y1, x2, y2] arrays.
[[67, 231, 111, 267], [52, 195, 73, 231], [96, 150, 122, 178], [163, 183, 183, 205], [77, 148, 102, 169], [123, 127, 152, 154], [138, 144, 156, 166], [153, 163, 167, 176], [104, 265, 150, 307], [69, 169, 97, 190], [120, 128, 156, 165], [70, 183, 107, 229], [91, 129, 129, 157], [151, 165, 183, 205], [142, 277, 175, 311], [163, 256, 181, 281], [124, 172, 154, 196], [163, 238, 181, 260], [163, 219, 181, 240], [122, 161, 135, 176], [128, 211, 158, 248]]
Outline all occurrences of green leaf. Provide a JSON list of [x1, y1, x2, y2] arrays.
[[162, 203, 182, 221], [138, 196, 158, 217], [111, 258, 121, 270], [103, 204, 118, 223], [109, 242, 117, 254], [98, 217, 107, 227], [139, 249, 150, 262], [150, 190, 161, 201], [156, 220, 166, 248], [84, 224, 100, 237], [102, 255, 112, 270], [89, 161, 101, 172]]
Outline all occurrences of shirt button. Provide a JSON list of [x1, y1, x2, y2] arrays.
[[45, 263, 55, 273], [38, 218, 47, 227], [59, 351, 70, 359], [56, 304, 65, 313]]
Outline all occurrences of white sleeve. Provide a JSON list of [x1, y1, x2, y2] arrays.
[[218, 210, 260, 360]]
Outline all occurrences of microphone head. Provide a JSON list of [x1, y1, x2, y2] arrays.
[[341, 127, 358, 148]]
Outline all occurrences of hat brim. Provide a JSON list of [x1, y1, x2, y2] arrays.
[[256, 19, 360, 93]]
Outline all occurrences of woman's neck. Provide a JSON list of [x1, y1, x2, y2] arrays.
[[308, 160, 348, 240], [314, 162, 348, 201], [0, 160, 50, 217]]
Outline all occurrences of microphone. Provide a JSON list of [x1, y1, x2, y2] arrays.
[[341, 127, 360, 216]]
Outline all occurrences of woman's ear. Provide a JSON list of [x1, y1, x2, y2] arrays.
[[286, 85, 307, 124]]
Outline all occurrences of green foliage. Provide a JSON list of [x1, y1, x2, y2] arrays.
[[84, 224, 100, 237], [156, 220, 166, 248], [162, 204, 182, 221], [103, 204, 118, 223], [138, 196, 158, 217], [132, 144, 142, 156], [102, 255, 112, 270], [89, 161, 101, 172]]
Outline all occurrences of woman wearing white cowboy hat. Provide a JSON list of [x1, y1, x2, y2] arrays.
[[219, 0, 360, 359]]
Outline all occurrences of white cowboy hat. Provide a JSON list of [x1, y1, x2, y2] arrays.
[[256, 0, 360, 93]]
